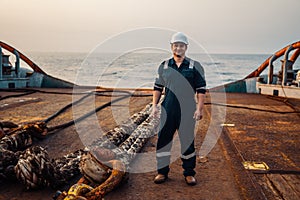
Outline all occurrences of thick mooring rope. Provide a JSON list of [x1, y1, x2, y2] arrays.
[[70, 110, 160, 200], [15, 146, 52, 189], [0, 123, 45, 180], [14, 146, 87, 189], [89, 104, 151, 149], [0, 103, 153, 190]]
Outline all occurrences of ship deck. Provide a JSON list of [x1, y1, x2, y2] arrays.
[[0, 88, 299, 200]]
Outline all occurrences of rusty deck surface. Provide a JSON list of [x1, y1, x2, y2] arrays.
[[0, 89, 299, 200], [215, 93, 300, 200]]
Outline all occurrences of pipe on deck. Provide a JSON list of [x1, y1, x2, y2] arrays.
[[245, 41, 300, 79]]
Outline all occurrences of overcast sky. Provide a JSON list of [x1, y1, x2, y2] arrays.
[[1, 0, 299, 54]]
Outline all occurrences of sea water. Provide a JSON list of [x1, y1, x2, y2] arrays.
[[25, 52, 279, 89]]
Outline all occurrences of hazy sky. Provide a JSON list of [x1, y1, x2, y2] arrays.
[[1, 0, 299, 54]]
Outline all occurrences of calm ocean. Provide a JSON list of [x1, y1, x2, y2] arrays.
[[26, 52, 273, 89]]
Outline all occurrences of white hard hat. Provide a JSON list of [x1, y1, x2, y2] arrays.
[[170, 32, 189, 45]]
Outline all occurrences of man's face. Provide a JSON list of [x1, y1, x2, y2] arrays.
[[171, 42, 187, 57]]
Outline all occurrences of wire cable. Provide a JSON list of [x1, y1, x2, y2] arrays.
[[205, 102, 300, 114], [47, 94, 131, 132]]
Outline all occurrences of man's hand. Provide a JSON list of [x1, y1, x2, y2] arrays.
[[151, 105, 160, 118], [194, 93, 205, 121], [193, 109, 203, 121]]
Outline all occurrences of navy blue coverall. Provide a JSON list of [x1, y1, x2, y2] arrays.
[[154, 57, 206, 177]]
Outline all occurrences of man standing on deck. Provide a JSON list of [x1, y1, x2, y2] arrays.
[[152, 32, 206, 186]]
